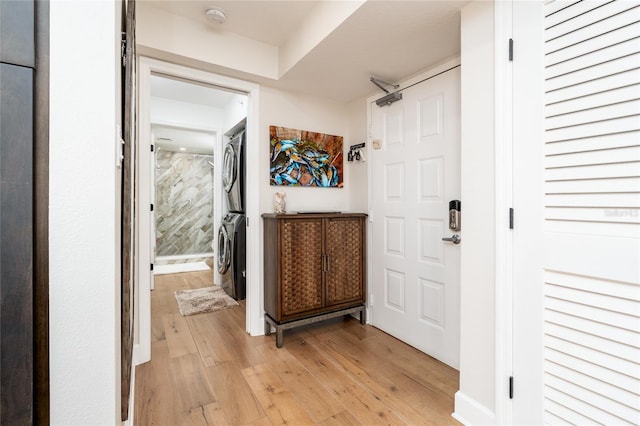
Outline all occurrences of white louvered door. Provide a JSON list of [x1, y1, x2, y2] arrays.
[[514, 1, 640, 424]]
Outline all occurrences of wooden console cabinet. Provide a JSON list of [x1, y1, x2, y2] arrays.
[[262, 213, 366, 347]]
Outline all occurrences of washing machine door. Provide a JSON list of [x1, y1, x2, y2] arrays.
[[222, 143, 237, 193], [217, 225, 231, 274]]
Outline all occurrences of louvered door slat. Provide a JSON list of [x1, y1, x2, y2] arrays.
[[544, 399, 594, 425], [545, 361, 640, 411], [545, 270, 640, 299], [546, 145, 640, 167], [546, 84, 640, 118], [546, 68, 640, 105], [546, 5, 640, 53], [544, 200, 639, 217], [544, 386, 622, 425], [546, 38, 640, 80], [546, 348, 640, 392], [545, 283, 640, 317], [545, 0, 611, 29], [546, 0, 582, 18], [546, 131, 640, 155], [545, 176, 640, 193], [546, 309, 639, 348], [546, 192, 640, 208], [547, 22, 640, 66], [546, 334, 640, 378], [546, 323, 639, 362], [545, 99, 640, 129], [545, 379, 637, 424], [545, 297, 640, 331], [546, 1, 638, 41], [545, 114, 640, 142], [545, 162, 640, 181], [546, 53, 640, 92]]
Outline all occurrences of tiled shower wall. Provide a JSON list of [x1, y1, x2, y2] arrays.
[[155, 150, 214, 256]]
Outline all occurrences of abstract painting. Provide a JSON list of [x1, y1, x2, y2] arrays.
[[270, 125, 344, 187]]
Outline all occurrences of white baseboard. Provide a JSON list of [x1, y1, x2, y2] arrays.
[[154, 261, 211, 275], [122, 363, 136, 426], [155, 253, 213, 263], [453, 391, 496, 426]]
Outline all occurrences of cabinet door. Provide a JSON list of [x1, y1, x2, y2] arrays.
[[325, 217, 364, 306], [279, 218, 324, 318]]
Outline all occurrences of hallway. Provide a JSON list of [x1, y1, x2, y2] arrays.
[[134, 270, 460, 425]]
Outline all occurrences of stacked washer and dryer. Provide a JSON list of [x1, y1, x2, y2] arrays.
[[217, 119, 247, 300]]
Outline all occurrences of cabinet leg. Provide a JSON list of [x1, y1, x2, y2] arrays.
[[360, 308, 366, 325], [276, 328, 284, 348], [265, 319, 271, 336]]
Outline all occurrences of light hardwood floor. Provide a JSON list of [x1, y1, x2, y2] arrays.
[[135, 270, 460, 425]]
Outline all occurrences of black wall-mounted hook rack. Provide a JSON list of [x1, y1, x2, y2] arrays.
[[348, 143, 366, 162]]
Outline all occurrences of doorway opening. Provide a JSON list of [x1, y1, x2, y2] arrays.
[[152, 125, 217, 275], [136, 57, 261, 365]]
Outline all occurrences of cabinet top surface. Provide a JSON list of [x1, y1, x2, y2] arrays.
[[262, 212, 367, 219]]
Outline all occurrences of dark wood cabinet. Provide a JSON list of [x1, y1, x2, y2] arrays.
[[262, 213, 366, 347]]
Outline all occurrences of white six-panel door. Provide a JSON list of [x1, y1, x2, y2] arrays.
[[370, 67, 461, 369]]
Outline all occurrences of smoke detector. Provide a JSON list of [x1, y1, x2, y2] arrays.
[[205, 6, 226, 24]]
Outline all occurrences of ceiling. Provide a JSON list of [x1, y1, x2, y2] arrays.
[[150, 74, 236, 108], [143, 0, 468, 103], [153, 124, 217, 154], [151, 75, 243, 154], [148, 1, 321, 47]]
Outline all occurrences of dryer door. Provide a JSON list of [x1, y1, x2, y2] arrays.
[[217, 225, 231, 274], [222, 143, 237, 193]]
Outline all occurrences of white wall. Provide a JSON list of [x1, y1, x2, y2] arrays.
[[347, 97, 369, 212], [49, 1, 121, 424], [151, 94, 249, 143], [151, 96, 226, 130], [224, 93, 250, 133], [453, 1, 497, 425], [259, 86, 353, 213], [251, 87, 359, 336]]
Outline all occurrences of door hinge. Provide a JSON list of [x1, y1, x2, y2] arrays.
[[509, 208, 514, 229], [121, 32, 127, 67], [509, 38, 514, 61], [150, 203, 154, 211], [150, 144, 154, 152], [509, 376, 514, 399], [150, 263, 154, 271]]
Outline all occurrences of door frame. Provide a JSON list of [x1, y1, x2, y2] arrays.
[[493, 0, 514, 423], [135, 57, 261, 364], [494, 1, 546, 424]]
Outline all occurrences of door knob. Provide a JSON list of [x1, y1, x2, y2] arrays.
[[442, 234, 461, 244]]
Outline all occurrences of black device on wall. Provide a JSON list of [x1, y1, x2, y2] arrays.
[[449, 200, 461, 231]]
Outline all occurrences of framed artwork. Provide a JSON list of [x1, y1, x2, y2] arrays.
[[270, 125, 343, 187]]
